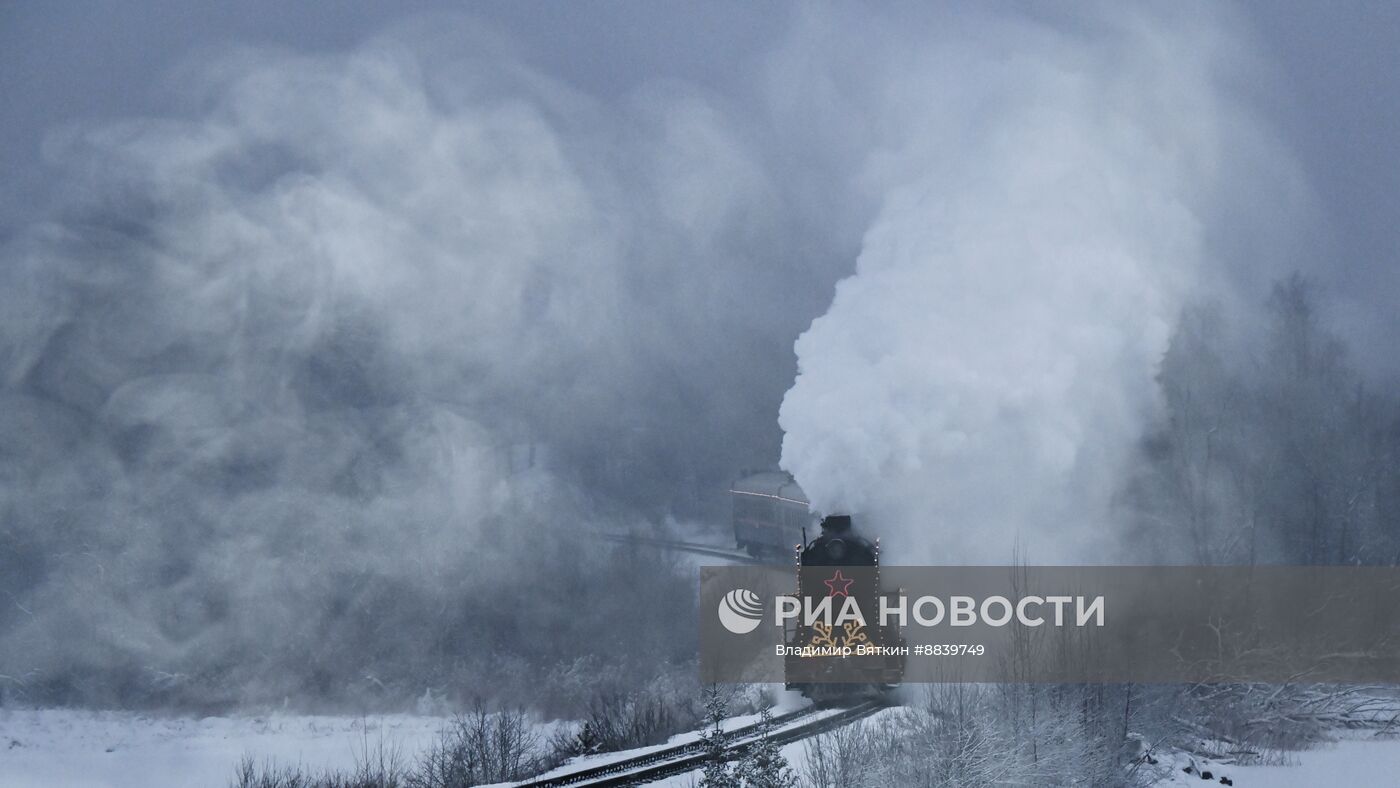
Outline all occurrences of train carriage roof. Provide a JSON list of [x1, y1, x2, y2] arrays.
[[730, 470, 809, 506]]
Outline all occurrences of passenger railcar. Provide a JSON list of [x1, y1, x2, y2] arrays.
[[730, 470, 814, 559]]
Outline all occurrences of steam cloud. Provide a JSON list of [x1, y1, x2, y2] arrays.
[[0, 17, 856, 707], [778, 7, 1294, 562], [0, 5, 1299, 706]]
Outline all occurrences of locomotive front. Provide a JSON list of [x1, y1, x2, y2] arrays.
[[784, 514, 905, 702]]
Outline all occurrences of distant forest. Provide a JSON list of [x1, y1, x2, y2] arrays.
[[1129, 274, 1400, 566]]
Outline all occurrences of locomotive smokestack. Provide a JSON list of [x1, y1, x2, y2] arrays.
[[820, 514, 853, 533]]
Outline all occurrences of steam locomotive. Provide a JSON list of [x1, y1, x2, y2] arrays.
[[784, 513, 905, 701], [730, 473, 904, 699]]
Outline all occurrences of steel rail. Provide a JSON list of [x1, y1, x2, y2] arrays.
[[517, 699, 886, 787]]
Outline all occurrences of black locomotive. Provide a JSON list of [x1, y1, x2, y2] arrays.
[[784, 514, 905, 701], [797, 514, 876, 566]]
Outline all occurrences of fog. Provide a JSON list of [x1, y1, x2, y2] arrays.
[[0, 2, 1397, 710], [0, 12, 862, 708]]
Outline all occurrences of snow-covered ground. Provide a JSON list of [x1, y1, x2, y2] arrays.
[[646, 707, 900, 788], [0, 709, 452, 788], [648, 715, 1400, 787], [0, 694, 813, 788], [528, 689, 813, 784], [1150, 732, 1400, 787], [1236, 736, 1400, 786], [5, 703, 1399, 787]]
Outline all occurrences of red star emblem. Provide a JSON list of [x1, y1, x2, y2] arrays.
[[824, 570, 854, 597]]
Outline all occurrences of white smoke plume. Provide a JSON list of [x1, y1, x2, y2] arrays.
[[779, 6, 1296, 562]]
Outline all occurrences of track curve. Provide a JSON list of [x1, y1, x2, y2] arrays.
[[516, 699, 886, 787]]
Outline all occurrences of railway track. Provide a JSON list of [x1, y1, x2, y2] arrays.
[[594, 531, 763, 565], [516, 699, 886, 787]]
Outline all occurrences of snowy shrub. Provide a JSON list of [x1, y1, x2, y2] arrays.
[[698, 686, 738, 788], [733, 705, 799, 788], [230, 736, 410, 788], [230, 704, 549, 788], [697, 684, 797, 788], [557, 681, 701, 756], [409, 704, 541, 787], [1164, 683, 1383, 766], [801, 718, 879, 788], [802, 685, 1151, 788]]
